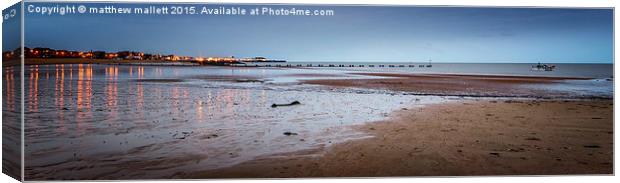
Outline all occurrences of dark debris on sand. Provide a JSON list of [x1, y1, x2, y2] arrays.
[[271, 101, 301, 108]]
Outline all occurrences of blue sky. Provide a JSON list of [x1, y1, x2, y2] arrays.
[[15, 3, 614, 63]]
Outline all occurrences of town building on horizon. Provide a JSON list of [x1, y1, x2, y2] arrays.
[[2, 47, 285, 64]]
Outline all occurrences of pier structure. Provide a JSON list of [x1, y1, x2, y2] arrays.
[[229, 63, 428, 68]]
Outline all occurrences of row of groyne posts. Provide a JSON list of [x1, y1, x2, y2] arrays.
[[230, 63, 433, 68], [105, 61, 433, 68]]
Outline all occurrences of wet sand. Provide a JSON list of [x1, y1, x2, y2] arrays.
[[303, 72, 599, 98], [184, 99, 613, 178], [183, 73, 612, 178]]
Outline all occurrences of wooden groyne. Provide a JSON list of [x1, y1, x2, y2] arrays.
[[230, 63, 432, 68], [97, 61, 432, 68]]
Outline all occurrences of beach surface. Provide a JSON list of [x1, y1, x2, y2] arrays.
[[9, 64, 613, 179], [183, 72, 613, 178], [185, 99, 613, 178]]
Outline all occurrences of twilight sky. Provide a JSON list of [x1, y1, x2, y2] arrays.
[[15, 3, 614, 63]]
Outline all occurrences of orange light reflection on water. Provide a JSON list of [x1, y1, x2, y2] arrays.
[[28, 65, 39, 112], [75, 64, 93, 130], [4, 67, 15, 110]]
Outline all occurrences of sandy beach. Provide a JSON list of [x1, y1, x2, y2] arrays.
[[303, 72, 606, 98], [185, 99, 613, 178], [181, 72, 613, 178]]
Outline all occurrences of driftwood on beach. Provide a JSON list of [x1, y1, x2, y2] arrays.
[[271, 101, 301, 108]]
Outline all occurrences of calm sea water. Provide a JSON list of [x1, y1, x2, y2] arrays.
[[272, 62, 614, 79], [1, 63, 613, 179]]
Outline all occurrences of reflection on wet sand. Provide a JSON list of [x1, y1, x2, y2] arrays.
[[54, 65, 65, 129], [21, 64, 428, 180], [28, 65, 39, 113]]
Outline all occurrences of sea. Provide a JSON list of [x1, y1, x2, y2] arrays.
[[256, 62, 614, 79]]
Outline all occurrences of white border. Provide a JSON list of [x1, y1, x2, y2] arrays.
[[1, 0, 618, 183]]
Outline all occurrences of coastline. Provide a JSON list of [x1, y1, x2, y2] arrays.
[[25, 58, 189, 65], [0, 58, 197, 66]]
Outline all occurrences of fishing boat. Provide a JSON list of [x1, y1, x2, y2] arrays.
[[531, 62, 555, 71], [426, 59, 433, 67]]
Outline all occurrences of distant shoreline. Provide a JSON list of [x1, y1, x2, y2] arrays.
[[1, 58, 173, 67], [23, 58, 194, 65], [2, 58, 288, 67]]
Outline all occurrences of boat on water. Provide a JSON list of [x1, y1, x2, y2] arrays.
[[531, 62, 555, 71], [426, 59, 433, 67]]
